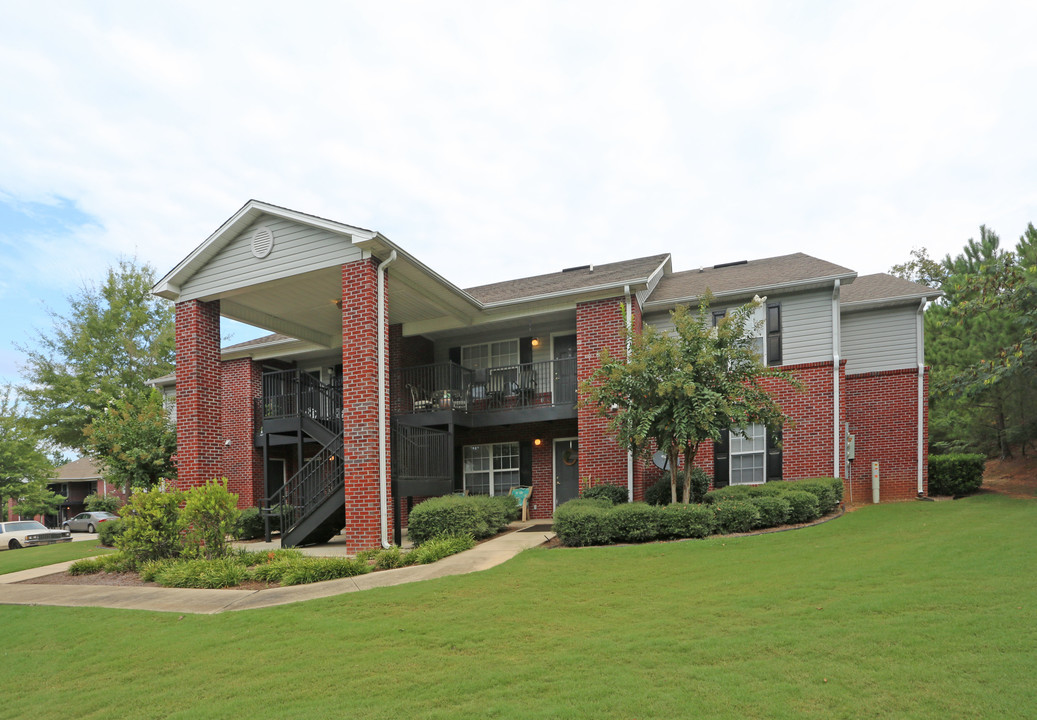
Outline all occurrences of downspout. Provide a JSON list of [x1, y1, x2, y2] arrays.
[[624, 284, 634, 502], [377, 250, 398, 548], [831, 280, 841, 478], [916, 297, 926, 497]]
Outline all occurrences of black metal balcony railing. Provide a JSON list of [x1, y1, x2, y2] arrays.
[[260, 369, 343, 436], [391, 421, 451, 485], [392, 358, 577, 415]]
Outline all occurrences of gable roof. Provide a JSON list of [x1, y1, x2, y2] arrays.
[[53, 457, 102, 482], [840, 273, 941, 310], [644, 252, 856, 309], [465, 254, 671, 304]]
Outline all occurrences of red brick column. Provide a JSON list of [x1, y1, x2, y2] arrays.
[[341, 259, 389, 551], [576, 296, 640, 498], [174, 299, 222, 488], [220, 358, 264, 507]]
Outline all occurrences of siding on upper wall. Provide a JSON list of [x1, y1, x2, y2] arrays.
[[643, 289, 833, 365], [841, 306, 918, 374], [179, 215, 363, 301], [781, 290, 832, 364]]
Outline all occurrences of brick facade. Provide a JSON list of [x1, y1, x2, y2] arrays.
[[576, 296, 642, 498], [846, 368, 928, 502], [219, 358, 264, 507], [341, 259, 390, 551], [174, 299, 223, 488]]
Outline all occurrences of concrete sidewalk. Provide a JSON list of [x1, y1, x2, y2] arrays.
[[0, 523, 555, 615]]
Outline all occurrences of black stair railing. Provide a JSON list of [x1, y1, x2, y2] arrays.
[[261, 369, 343, 436], [263, 430, 345, 541]]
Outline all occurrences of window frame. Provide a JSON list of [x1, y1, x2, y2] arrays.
[[462, 441, 521, 497], [729, 423, 767, 486], [460, 339, 520, 370]]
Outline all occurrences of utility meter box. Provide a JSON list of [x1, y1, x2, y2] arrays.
[[846, 434, 856, 461]]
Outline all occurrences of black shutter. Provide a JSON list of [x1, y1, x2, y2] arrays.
[[449, 346, 461, 365], [766, 304, 782, 366], [713, 430, 730, 488], [712, 310, 726, 327], [519, 440, 533, 487], [767, 429, 783, 482], [520, 337, 533, 364]]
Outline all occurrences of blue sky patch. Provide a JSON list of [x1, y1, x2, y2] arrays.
[[0, 193, 102, 239]]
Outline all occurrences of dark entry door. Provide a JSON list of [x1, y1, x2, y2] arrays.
[[553, 334, 577, 405], [554, 439, 579, 507]]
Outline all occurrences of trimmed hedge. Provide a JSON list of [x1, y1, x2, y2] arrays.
[[407, 494, 518, 545], [608, 503, 661, 543], [751, 495, 791, 529], [581, 483, 629, 505], [783, 490, 820, 524], [928, 454, 985, 497], [658, 503, 715, 539], [553, 499, 613, 547], [713, 500, 760, 534], [233, 508, 265, 540]]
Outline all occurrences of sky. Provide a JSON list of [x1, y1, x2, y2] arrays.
[[1, 1, 1036, 388]]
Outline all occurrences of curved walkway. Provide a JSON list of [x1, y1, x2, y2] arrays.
[[0, 523, 555, 615]]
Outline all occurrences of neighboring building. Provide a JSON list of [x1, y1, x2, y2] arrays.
[[46, 457, 123, 527], [154, 200, 940, 552]]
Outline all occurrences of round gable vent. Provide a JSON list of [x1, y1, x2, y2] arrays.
[[251, 226, 274, 259]]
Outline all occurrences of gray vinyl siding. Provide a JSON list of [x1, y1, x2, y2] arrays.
[[644, 290, 833, 365], [179, 216, 362, 301], [780, 290, 832, 364], [841, 306, 918, 374]]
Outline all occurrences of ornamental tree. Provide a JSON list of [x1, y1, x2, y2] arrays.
[[581, 294, 798, 504]]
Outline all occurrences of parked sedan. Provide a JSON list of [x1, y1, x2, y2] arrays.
[[63, 512, 119, 533], [0, 520, 72, 550]]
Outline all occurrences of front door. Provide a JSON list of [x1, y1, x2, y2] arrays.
[[552, 334, 577, 405], [554, 438, 579, 507]]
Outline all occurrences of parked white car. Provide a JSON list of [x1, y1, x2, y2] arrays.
[[0, 520, 73, 550]]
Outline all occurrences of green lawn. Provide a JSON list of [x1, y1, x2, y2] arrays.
[[0, 540, 113, 575], [2, 494, 1034, 719]]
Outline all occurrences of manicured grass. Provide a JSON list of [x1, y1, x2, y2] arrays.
[[0, 541, 113, 575], [2, 495, 1035, 719]]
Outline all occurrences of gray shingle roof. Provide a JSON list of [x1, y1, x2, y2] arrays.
[[53, 457, 102, 481], [841, 273, 941, 305], [646, 252, 855, 305], [464, 254, 670, 304]]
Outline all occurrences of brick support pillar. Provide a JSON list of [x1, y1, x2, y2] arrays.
[[220, 358, 264, 507], [576, 296, 640, 497], [341, 259, 390, 551], [175, 299, 222, 488]]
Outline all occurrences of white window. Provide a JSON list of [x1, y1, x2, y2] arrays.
[[463, 442, 520, 496], [713, 305, 766, 363], [461, 339, 519, 370], [730, 423, 766, 485]]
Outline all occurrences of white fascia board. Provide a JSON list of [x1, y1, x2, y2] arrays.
[[152, 200, 377, 301], [220, 336, 321, 362], [841, 290, 943, 314], [642, 272, 859, 310]]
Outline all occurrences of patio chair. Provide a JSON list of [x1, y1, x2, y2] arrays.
[[517, 368, 537, 405], [510, 486, 532, 522], [406, 383, 433, 412]]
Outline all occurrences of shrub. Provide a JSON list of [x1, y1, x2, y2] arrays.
[[69, 552, 135, 575], [790, 477, 843, 514], [553, 499, 613, 547], [644, 467, 711, 505], [750, 495, 791, 529], [408, 496, 487, 544], [235, 547, 302, 565], [277, 557, 371, 586], [408, 494, 520, 544], [581, 483, 629, 505], [928, 454, 985, 497], [116, 487, 185, 565], [658, 503, 715, 539], [84, 492, 121, 514], [783, 490, 820, 524], [154, 557, 249, 589], [372, 545, 407, 569], [607, 503, 662, 543], [182, 478, 240, 560], [713, 500, 761, 534], [97, 518, 125, 547], [138, 559, 177, 583], [68, 557, 106, 575], [703, 485, 755, 503], [233, 508, 265, 540], [406, 534, 476, 565]]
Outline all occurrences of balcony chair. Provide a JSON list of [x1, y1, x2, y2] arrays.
[[406, 383, 433, 412]]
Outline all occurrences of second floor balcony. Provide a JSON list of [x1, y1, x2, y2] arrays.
[[391, 358, 578, 427]]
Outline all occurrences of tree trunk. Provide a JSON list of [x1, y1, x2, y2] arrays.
[[669, 441, 680, 504], [681, 442, 699, 504]]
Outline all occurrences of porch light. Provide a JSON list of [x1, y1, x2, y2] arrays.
[[531, 337, 541, 348], [533, 438, 542, 446]]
